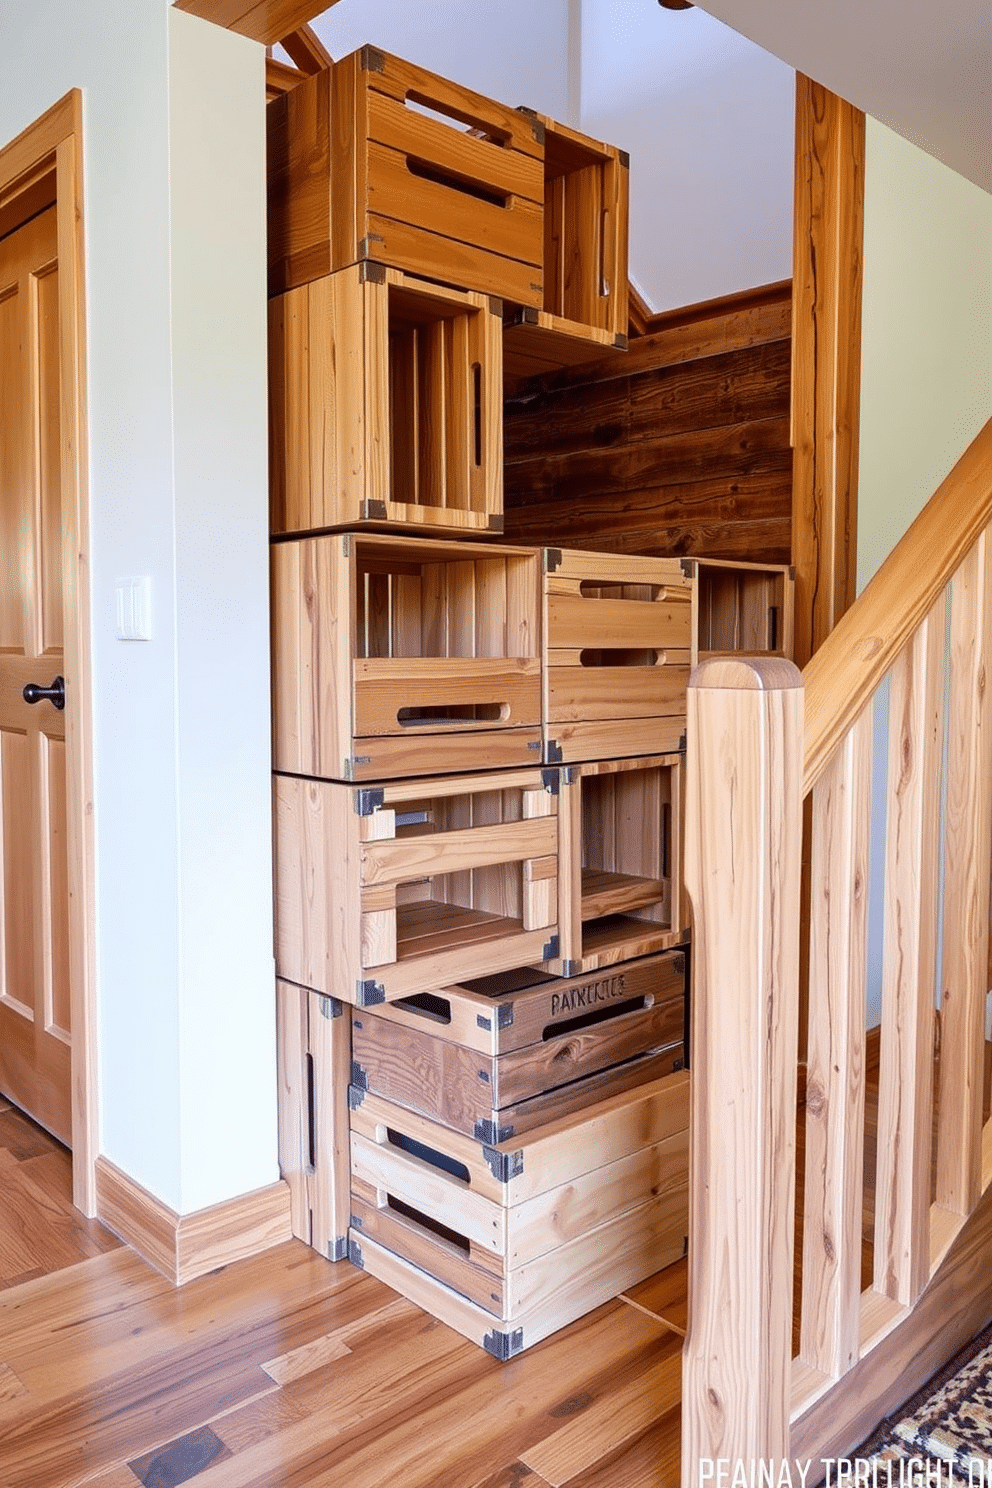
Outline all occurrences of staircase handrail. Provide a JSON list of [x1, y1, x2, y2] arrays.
[[803, 416, 992, 796]]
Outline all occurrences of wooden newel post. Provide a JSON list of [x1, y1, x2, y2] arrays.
[[681, 657, 805, 1484]]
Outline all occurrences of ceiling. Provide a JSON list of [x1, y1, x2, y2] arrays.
[[695, 0, 992, 193]]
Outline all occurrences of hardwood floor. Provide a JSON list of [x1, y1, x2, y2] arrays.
[[4, 1038, 982, 1488], [0, 1099, 121, 1290], [0, 1101, 687, 1488]]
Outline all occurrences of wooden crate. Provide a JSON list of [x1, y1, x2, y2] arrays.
[[271, 533, 542, 781], [267, 49, 545, 305], [348, 1071, 689, 1358], [503, 115, 630, 387], [552, 754, 687, 976], [542, 547, 691, 765], [274, 767, 561, 1008], [276, 978, 350, 1260], [685, 557, 796, 663], [269, 264, 503, 537], [350, 949, 685, 1141]]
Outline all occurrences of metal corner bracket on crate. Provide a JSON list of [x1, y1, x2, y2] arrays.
[[481, 1145, 524, 1183], [349, 1236, 365, 1268], [348, 1084, 367, 1111], [541, 768, 560, 795], [353, 787, 385, 817], [542, 934, 560, 961], [328, 1236, 349, 1261], [475, 1002, 515, 1033], [356, 979, 387, 1007], [351, 1060, 369, 1090], [318, 996, 343, 1020], [474, 1116, 515, 1144], [483, 1328, 525, 1362]]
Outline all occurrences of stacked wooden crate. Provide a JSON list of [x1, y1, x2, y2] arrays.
[[267, 42, 793, 1359]]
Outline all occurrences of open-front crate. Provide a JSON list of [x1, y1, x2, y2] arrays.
[[269, 264, 503, 537], [271, 533, 542, 781], [552, 754, 686, 975], [685, 556, 796, 663], [348, 1070, 689, 1358], [351, 949, 685, 1141], [274, 767, 561, 1008], [267, 48, 545, 305], [543, 547, 691, 765], [503, 116, 629, 387]]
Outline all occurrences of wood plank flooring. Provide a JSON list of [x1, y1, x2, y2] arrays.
[[4, 1038, 983, 1488], [0, 1100, 687, 1488]]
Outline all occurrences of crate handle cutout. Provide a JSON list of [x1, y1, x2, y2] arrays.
[[542, 994, 651, 1041], [384, 1127, 471, 1186], [579, 648, 662, 669], [600, 205, 610, 298], [769, 606, 780, 652], [577, 581, 664, 600], [405, 155, 511, 210], [404, 90, 512, 149], [385, 1193, 471, 1255], [473, 364, 482, 468], [396, 702, 510, 727], [393, 991, 452, 1025]]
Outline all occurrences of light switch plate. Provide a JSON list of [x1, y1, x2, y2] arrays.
[[115, 577, 152, 641]]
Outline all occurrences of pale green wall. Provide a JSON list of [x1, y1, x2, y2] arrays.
[[858, 120, 992, 1027], [858, 119, 992, 591]]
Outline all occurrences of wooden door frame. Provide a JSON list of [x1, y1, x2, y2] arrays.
[[0, 90, 97, 1215]]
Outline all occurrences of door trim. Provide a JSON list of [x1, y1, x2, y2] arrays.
[[0, 91, 96, 1214]]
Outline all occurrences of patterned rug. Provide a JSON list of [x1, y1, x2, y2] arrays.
[[851, 1323, 992, 1484]]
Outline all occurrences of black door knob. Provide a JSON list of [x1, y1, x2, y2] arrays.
[[22, 676, 65, 710]]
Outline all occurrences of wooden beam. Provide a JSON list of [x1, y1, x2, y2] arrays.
[[173, 0, 341, 48], [791, 76, 865, 668], [279, 22, 333, 74]]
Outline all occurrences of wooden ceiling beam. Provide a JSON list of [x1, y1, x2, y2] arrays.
[[279, 22, 333, 73], [173, 0, 341, 49]]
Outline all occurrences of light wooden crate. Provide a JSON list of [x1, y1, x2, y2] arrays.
[[542, 547, 691, 766], [552, 753, 687, 976], [267, 49, 545, 305], [272, 533, 542, 782], [503, 115, 630, 387], [276, 978, 350, 1260], [269, 264, 502, 537], [348, 1072, 689, 1358], [274, 767, 561, 1009], [350, 948, 685, 1141], [685, 556, 796, 663]]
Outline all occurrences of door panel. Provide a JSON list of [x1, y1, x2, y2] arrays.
[[0, 204, 71, 1143]]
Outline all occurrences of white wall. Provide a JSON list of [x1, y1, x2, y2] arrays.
[[0, 0, 277, 1214], [858, 119, 992, 589], [310, 0, 572, 122], [579, 0, 795, 312], [857, 121, 992, 1026]]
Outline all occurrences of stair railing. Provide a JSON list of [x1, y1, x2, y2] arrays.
[[681, 416, 992, 1482]]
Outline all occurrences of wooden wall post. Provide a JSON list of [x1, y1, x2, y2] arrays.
[[681, 657, 804, 1481], [791, 75, 865, 668]]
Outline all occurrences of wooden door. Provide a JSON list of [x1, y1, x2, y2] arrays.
[[0, 203, 72, 1144]]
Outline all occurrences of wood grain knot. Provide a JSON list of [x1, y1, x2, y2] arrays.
[[854, 636, 883, 661], [806, 1080, 825, 1117]]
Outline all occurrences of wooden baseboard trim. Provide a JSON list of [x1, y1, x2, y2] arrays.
[[95, 1158, 293, 1285]]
